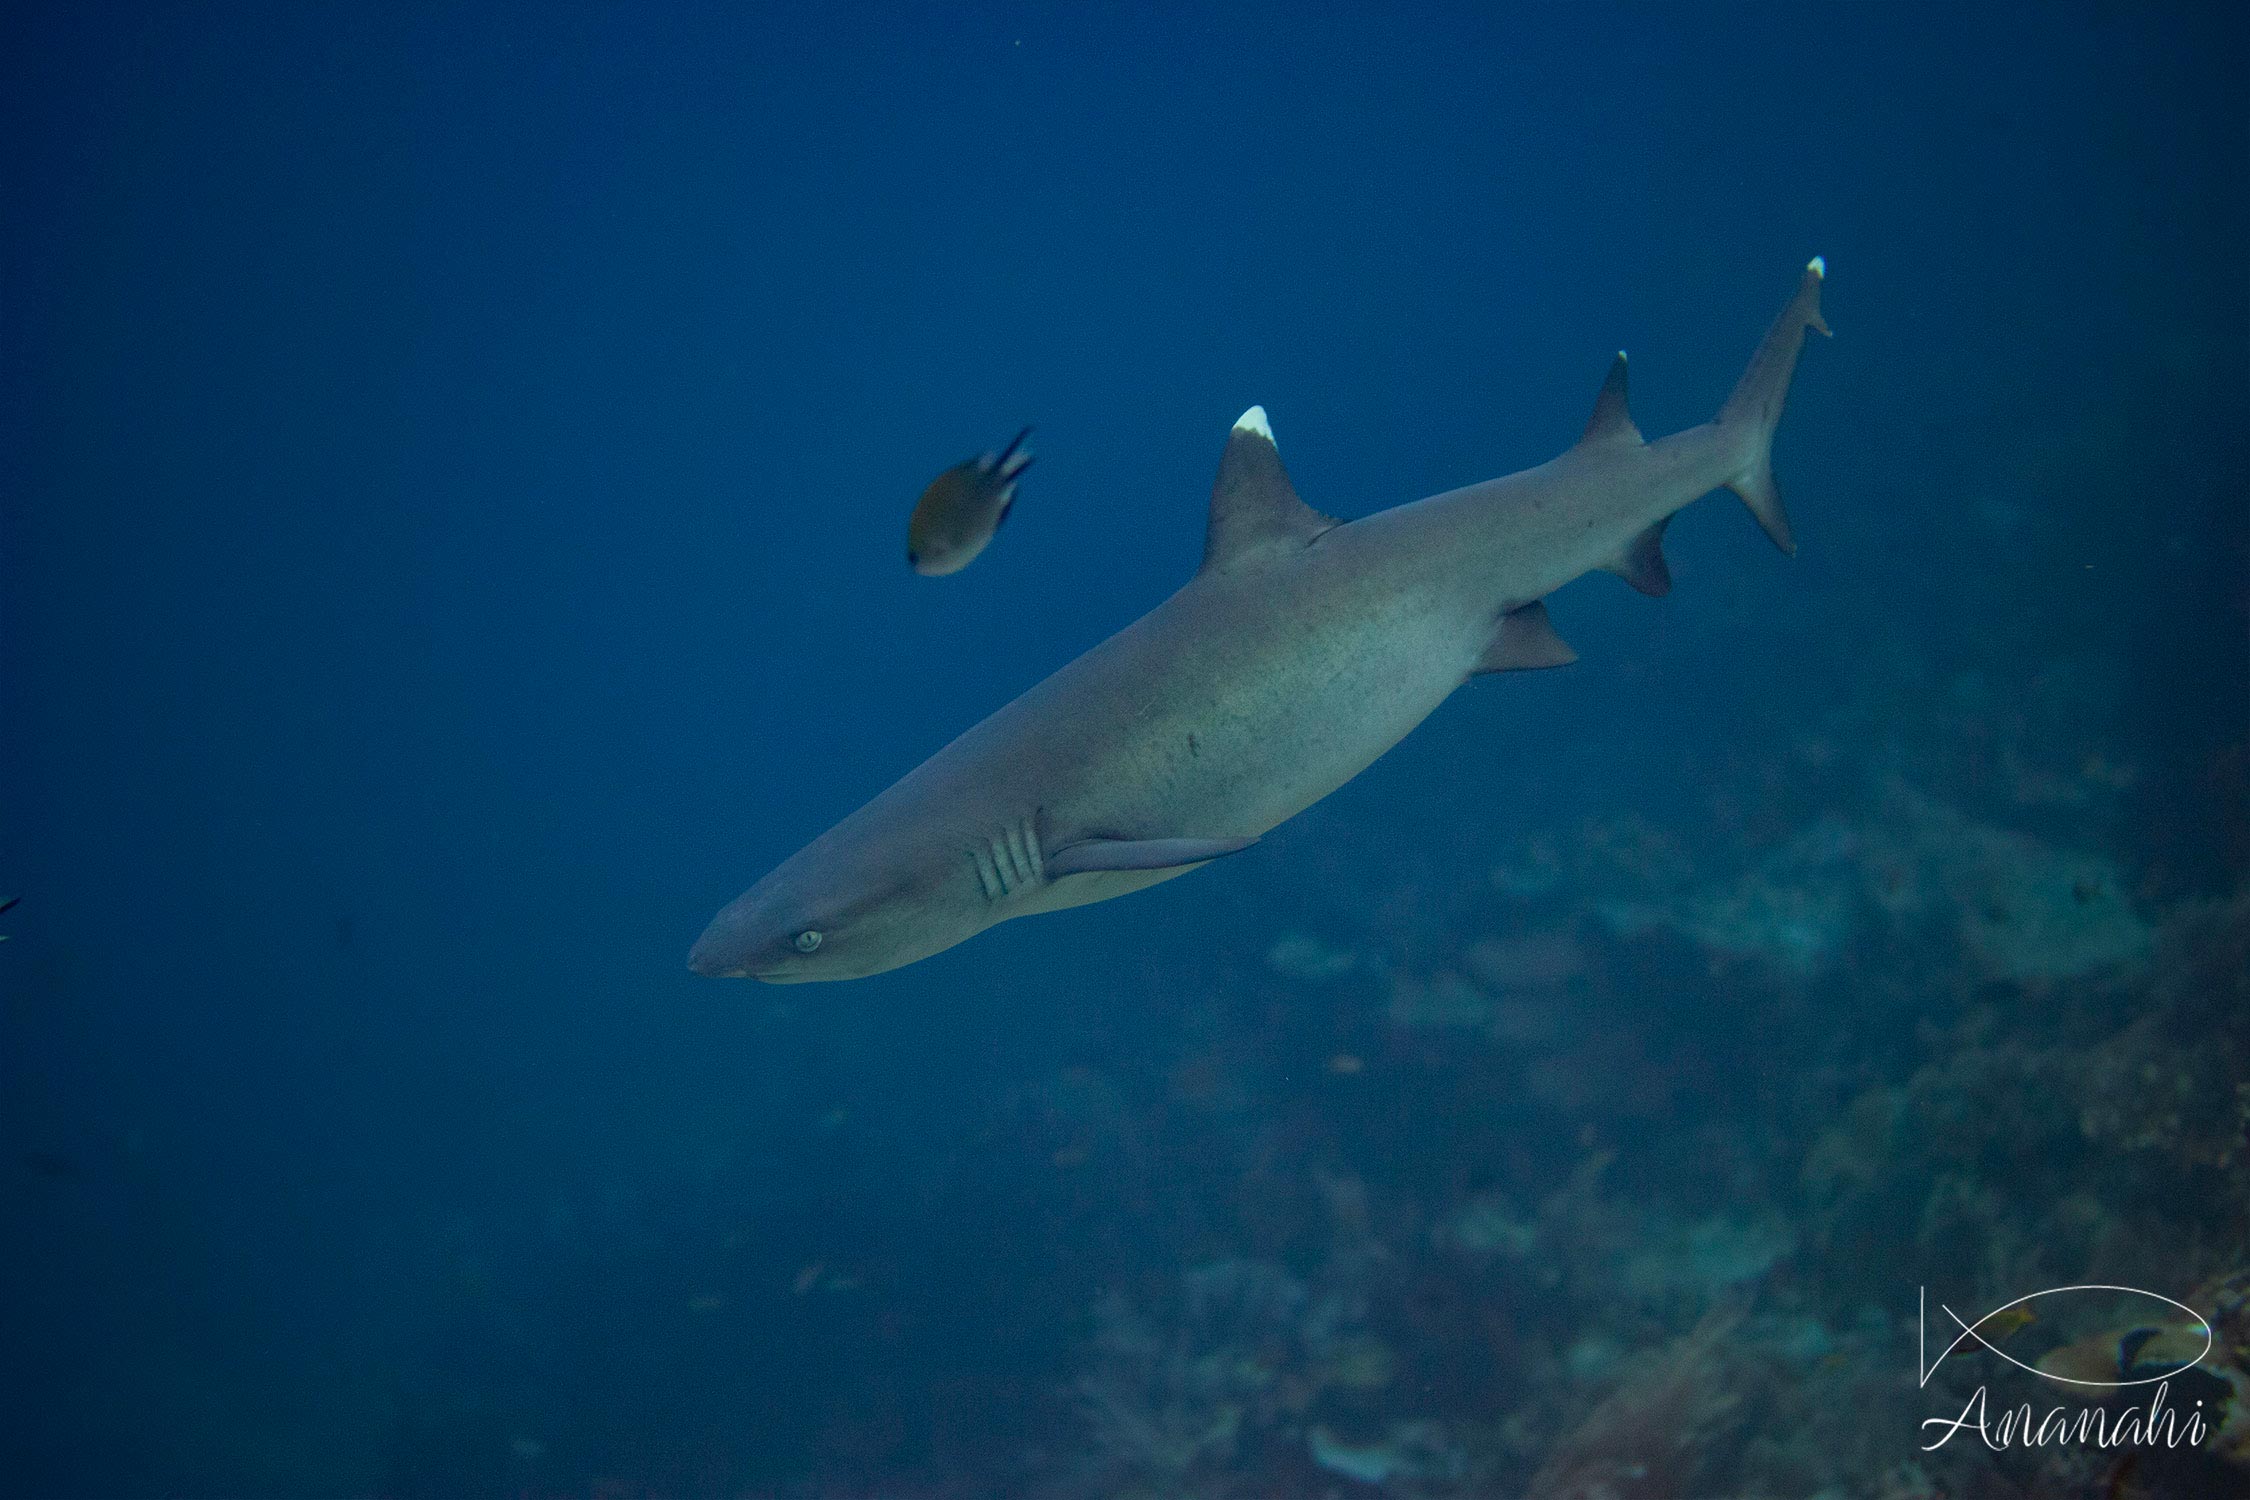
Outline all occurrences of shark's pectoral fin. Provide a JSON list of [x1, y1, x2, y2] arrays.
[[1046, 835, 1259, 878], [1199, 407, 1339, 573], [1474, 600, 1578, 675], [1601, 518, 1673, 596]]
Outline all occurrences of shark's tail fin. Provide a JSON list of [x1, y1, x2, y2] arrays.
[[1717, 257, 1831, 554]]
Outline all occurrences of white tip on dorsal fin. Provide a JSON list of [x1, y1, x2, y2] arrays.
[[1808, 255, 1825, 278], [1201, 405, 1336, 573], [1577, 351, 1643, 448]]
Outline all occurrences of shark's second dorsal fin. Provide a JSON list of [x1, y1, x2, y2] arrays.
[[1578, 352, 1643, 448], [1201, 407, 1337, 573]]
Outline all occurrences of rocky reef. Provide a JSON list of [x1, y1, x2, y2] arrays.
[[375, 649, 2246, 1500], [1041, 649, 2249, 1498]]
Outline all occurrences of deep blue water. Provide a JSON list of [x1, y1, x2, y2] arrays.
[[4, 5, 2245, 1497]]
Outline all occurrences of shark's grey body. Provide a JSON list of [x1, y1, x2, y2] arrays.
[[691, 262, 1830, 982]]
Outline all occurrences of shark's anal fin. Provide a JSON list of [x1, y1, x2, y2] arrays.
[[1602, 517, 1672, 596], [1474, 600, 1578, 675], [1577, 352, 1643, 447], [1200, 407, 1339, 573], [1046, 835, 1258, 878]]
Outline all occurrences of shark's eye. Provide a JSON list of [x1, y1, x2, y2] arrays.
[[793, 929, 823, 954]]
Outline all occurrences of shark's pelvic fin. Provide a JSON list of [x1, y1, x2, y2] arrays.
[[1603, 517, 1673, 596], [1718, 257, 1832, 556], [1046, 835, 1260, 878], [1474, 599, 1578, 675], [1578, 352, 1643, 447], [1201, 407, 1339, 573]]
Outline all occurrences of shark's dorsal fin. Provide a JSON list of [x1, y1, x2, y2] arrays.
[[1201, 407, 1338, 573], [1577, 352, 1643, 447]]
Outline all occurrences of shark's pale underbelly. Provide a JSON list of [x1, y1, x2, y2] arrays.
[[993, 562, 1481, 906]]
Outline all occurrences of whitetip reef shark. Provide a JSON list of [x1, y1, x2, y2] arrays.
[[691, 260, 1831, 982]]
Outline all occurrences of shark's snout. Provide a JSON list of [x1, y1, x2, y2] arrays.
[[687, 920, 755, 979]]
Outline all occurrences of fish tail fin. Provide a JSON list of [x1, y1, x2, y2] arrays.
[[1717, 257, 1831, 555], [994, 425, 1034, 481]]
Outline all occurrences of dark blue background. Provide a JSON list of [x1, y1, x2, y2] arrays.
[[4, 3, 2242, 1494]]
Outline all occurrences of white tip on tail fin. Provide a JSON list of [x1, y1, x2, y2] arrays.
[[1716, 259, 1832, 555], [1233, 405, 1273, 442]]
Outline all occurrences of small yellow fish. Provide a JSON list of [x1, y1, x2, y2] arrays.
[[907, 427, 1033, 576], [1972, 1304, 2037, 1342], [1326, 1053, 1364, 1075]]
